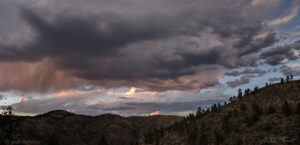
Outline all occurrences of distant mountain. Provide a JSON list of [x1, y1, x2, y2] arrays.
[[0, 110, 181, 145], [1, 80, 299, 145]]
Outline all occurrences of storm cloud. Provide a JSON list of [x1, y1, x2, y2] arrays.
[[0, 0, 284, 93], [260, 45, 298, 66], [226, 75, 256, 88]]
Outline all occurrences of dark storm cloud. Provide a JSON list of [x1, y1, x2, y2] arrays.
[[0, 0, 283, 92], [225, 68, 267, 77], [226, 75, 256, 88], [236, 32, 278, 56], [260, 45, 298, 66], [292, 40, 300, 50]]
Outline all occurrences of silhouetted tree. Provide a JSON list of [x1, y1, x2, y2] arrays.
[[240, 103, 246, 111], [188, 129, 197, 145], [199, 123, 207, 145], [244, 114, 258, 126], [252, 102, 262, 116], [244, 103, 261, 126], [7, 106, 13, 116], [233, 108, 238, 117], [196, 107, 204, 119], [1, 106, 13, 116], [98, 135, 108, 145], [47, 134, 60, 145], [253, 86, 259, 93], [282, 101, 291, 116], [244, 88, 251, 96], [281, 78, 285, 84], [217, 102, 221, 108], [286, 76, 290, 82], [267, 105, 276, 114], [214, 131, 223, 145], [265, 82, 269, 87], [238, 89, 242, 99], [290, 75, 293, 81], [236, 139, 243, 145], [296, 103, 300, 114], [222, 114, 230, 132], [211, 104, 217, 112]]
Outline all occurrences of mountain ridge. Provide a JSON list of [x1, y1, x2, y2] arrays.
[[0, 79, 299, 145]]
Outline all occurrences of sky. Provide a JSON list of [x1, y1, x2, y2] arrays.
[[0, 0, 300, 116]]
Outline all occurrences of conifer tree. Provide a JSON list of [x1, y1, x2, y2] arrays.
[[267, 105, 276, 114], [281, 78, 285, 84], [199, 123, 207, 145], [98, 135, 108, 145], [238, 89, 242, 99], [296, 103, 300, 114], [282, 101, 291, 116], [286, 76, 290, 82]]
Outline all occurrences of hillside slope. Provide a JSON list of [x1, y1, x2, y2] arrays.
[[147, 80, 300, 145], [0, 111, 182, 145]]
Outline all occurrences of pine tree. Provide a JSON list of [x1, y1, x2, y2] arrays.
[[252, 102, 262, 116], [286, 76, 290, 82], [196, 107, 203, 119], [222, 114, 230, 132], [282, 101, 291, 116], [233, 108, 238, 117], [296, 103, 300, 114], [7, 106, 13, 116], [254, 86, 259, 93], [238, 89, 242, 99], [240, 103, 246, 111], [267, 105, 276, 114], [199, 123, 207, 145], [214, 131, 223, 145], [47, 134, 60, 145], [98, 135, 108, 145], [244, 88, 250, 96], [281, 78, 285, 84]]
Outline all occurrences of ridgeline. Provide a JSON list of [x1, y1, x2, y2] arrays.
[[1, 79, 300, 145]]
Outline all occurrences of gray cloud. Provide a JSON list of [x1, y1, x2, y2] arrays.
[[0, 94, 4, 101], [280, 65, 300, 76], [292, 40, 300, 50], [0, 0, 282, 92], [260, 45, 298, 66], [236, 32, 278, 56], [96, 99, 224, 114], [226, 75, 256, 88], [225, 68, 267, 77]]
